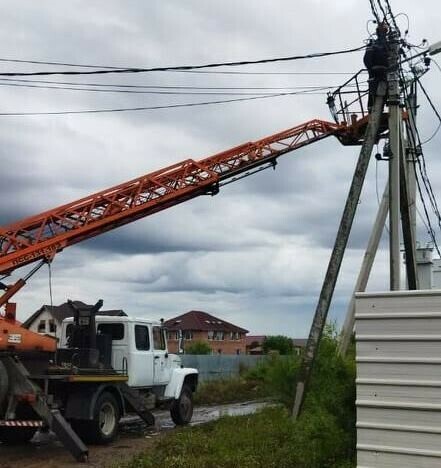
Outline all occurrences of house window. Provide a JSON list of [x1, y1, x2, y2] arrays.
[[213, 331, 224, 341], [97, 323, 125, 341], [135, 325, 150, 351], [167, 331, 179, 340], [153, 326, 166, 350], [49, 320, 56, 334], [183, 330, 193, 340], [208, 331, 214, 340], [38, 320, 46, 333], [230, 332, 240, 340]]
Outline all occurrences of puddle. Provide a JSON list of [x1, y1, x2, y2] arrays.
[[120, 400, 270, 433]]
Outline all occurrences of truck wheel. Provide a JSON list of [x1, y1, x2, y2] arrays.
[[72, 392, 120, 444], [170, 385, 193, 426]]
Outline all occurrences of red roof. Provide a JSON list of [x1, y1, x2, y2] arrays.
[[164, 310, 248, 334]]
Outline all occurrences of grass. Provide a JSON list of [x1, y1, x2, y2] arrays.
[[123, 406, 354, 468], [122, 326, 356, 468], [193, 376, 267, 405]]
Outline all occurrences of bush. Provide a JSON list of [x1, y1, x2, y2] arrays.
[[262, 335, 294, 355], [184, 340, 212, 355], [245, 354, 299, 407], [194, 377, 266, 405]]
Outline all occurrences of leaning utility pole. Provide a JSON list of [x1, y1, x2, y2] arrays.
[[338, 182, 389, 356], [292, 82, 387, 419]]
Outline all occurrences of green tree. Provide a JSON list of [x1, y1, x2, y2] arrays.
[[185, 340, 212, 355], [262, 335, 294, 355]]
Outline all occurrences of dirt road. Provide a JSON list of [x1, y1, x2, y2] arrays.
[[0, 401, 268, 468]]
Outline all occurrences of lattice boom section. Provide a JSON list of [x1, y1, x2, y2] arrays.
[[0, 119, 339, 273]]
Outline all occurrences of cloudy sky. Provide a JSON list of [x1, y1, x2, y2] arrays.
[[1, 1, 440, 336]]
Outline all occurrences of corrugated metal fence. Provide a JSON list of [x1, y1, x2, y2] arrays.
[[181, 355, 266, 382], [356, 291, 441, 468]]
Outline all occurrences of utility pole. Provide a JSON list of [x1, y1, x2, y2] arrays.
[[338, 182, 389, 356], [292, 82, 387, 419], [388, 31, 402, 290], [406, 83, 418, 248]]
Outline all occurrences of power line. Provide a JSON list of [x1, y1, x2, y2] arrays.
[[0, 45, 366, 77], [0, 90, 324, 116], [0, 77, 360, 91], [0, 81, 338, 96], [175, 70, 364, 76], [369, 0, 381, 23], [416, 77, 441, 124], [401, 70, 441, 255], [0, 58, 362, 76]]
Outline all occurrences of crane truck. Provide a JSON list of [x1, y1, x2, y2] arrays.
[[0, 75, 386, 461]]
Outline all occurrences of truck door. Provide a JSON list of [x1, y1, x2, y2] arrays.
[[152, 326, 169, 384], [129, 324, 154, 387]]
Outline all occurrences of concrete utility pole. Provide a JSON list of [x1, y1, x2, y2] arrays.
[[406, 84, 418, 246], [338, 182, 389, 356], [388, 31, 402, 290], [292, 82, 387, 419]]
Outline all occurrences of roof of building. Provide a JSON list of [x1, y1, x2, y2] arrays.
[[245, 335, 266, 346], [292, 339, 308, 347], [22, 301, 126, 329], [164, 310, 248, 334]]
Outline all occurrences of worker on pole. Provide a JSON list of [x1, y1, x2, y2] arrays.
[[364, 21, 389, 111]]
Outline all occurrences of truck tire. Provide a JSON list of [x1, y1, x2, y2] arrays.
[[72, 392, 120, 444], [170, 385, 193, 426]]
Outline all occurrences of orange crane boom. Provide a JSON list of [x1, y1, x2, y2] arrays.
[[0, 118, 345, 276]]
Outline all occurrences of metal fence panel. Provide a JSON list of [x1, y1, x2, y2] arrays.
[[356, 290, 441, 468], [181, 354, 267, 382]]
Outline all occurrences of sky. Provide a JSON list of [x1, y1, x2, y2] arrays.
[[1, 0, 440, 337]]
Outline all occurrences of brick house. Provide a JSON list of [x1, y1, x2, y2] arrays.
[[22, 301, 126, 341], [165, 310, 248, 355]]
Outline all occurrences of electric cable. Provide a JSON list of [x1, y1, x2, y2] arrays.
[[401, 69, 441, 255], [0, 45, 366, 77], [48, 262, 53, 308], [369, 0, 381, 23], [416, 77, 441, 125], [383, 0, 400, 31], [0, 90, 324, 116], [0, 77, 355, 91], [0, 81, 340, 96], [421, 122, 441, 146]]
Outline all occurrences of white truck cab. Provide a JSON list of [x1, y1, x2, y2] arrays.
[[60, 315, 188, 389], [58, 315, 198, 438]]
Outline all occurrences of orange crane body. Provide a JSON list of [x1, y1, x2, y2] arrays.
[[0, 116, 369, 352], [0, 119, 345, 275]]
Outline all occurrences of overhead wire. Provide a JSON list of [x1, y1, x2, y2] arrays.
[[0, 81, 338, 96], [400, 68, 441, 255], [0, 77, 357, 91], [0, 89, 327, 116], [0, 45, 366, 77]]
